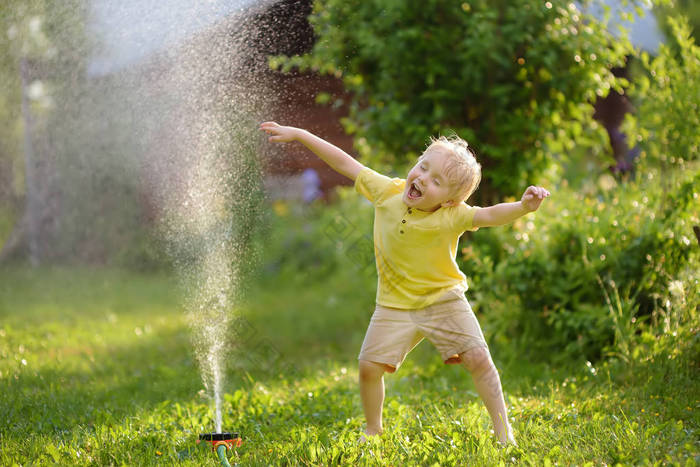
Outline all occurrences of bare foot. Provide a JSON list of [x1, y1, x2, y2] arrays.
[[359, 428, 382, 444], [496, 431, 517, 447]]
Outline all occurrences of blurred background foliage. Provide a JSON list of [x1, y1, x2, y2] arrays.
[[623, 15, 699, 173], [0, 0, 156, 267]]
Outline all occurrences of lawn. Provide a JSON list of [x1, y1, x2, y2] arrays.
[[0, 265, 697, 466]]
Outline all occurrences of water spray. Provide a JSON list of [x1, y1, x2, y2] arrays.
[[198, 432, 242, 467], [89, 3, 265, 465]]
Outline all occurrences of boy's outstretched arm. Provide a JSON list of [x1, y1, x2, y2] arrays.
[[260, 121, 366, 181], [473, 186, 550, 228]]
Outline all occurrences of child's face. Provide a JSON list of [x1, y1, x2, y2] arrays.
[[402, 147, 456, 212]]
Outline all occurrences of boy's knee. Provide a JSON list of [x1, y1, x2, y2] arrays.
[[359, 360, 389, 381], [459, 347, 493, 375]]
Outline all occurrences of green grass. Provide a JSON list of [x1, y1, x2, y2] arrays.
[[0, 265, 697, 466]]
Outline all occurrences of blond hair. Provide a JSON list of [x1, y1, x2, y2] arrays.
[[423, 135, 481, 203]]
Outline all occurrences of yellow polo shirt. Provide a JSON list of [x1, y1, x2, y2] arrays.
[[355, 167, 480, 309]]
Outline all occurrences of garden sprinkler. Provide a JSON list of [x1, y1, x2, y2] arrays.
[[198, 432, 242, 467]]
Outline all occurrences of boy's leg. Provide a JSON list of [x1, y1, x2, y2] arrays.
[[358, 359, 389, 436], [459, 347, 515, 444]]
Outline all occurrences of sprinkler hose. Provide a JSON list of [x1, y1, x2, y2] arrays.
[[216, 444, 232, 467]]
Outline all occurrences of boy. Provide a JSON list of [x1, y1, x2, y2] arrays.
[[259, 121, 550, 445]]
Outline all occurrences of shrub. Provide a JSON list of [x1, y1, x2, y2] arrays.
[[465, 169, 699, 362]]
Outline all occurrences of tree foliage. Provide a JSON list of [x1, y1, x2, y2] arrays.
[[654, 0, 700, 41], [273, 0, 632, 197], [624, 15, 699, 172]]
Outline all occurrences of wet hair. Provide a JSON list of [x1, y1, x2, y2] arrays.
[[422, 135, 481, 203]]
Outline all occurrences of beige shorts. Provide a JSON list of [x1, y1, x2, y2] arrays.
[[358, 291, 487, 372]]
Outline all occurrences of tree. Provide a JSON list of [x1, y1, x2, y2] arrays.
[[274, 0, 632, 199], [654, 0, 700, 41], [0, 0, 93, 263]]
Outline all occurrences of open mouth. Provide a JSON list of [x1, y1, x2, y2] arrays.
[[407, 182, 422, 200]]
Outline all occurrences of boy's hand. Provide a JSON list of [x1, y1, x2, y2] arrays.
[[260, 121, 298, 142], [521, 186, 550, 212]]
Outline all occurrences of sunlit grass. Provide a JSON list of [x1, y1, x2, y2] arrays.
[[0, 265, 697, 465]]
